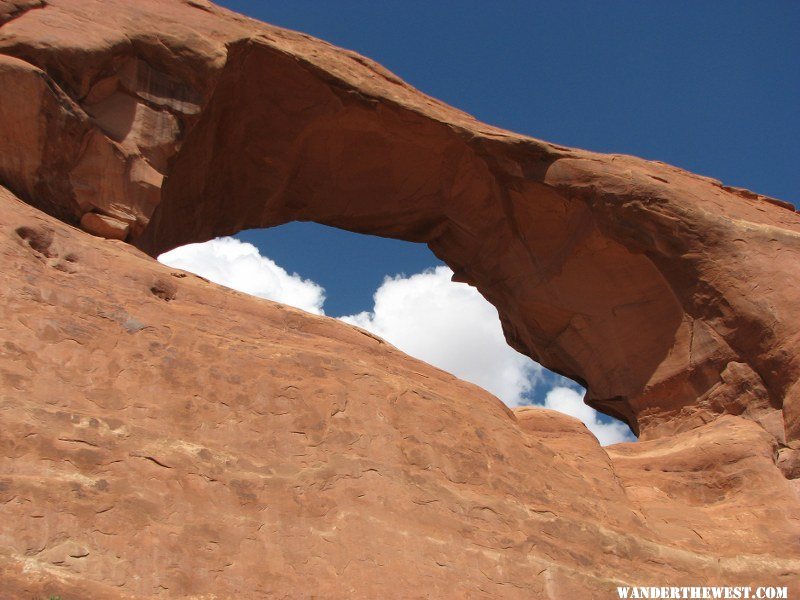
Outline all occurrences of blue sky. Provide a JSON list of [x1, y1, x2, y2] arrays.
[[161, 2, 798, 444]]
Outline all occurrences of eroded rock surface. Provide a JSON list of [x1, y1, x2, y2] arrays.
[[0, 186, 798, 598], [1, 0, 797, 442], [0, 1, 799, 597]]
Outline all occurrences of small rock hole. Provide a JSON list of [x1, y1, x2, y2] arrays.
[[150, 278, 177, 302], [15, 226, 55, 257]]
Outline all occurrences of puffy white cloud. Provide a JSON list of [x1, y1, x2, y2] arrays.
[[543, 386, 635, 445], [158, 237, 326, 315], [340, 266, 543, 406], [158, 240, 634, 446]]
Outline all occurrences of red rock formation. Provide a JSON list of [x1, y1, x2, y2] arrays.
[[1, 186, 798, 597], [0, 1, 798, 596], [2, 0, 798, 443], [150, 38, 800, 445]]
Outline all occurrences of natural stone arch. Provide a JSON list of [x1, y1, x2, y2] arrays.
[[135, 39, 800, 441], [2, 4, 800, 597], [1, 1, 797, 442]]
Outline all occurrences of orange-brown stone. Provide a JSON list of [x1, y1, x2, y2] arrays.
[[1, 185, 797, 598], [0, 1, 798, 597]]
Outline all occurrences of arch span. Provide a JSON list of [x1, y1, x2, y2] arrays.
[[0, 0, 797, 441], [136, 38, 800, 441]]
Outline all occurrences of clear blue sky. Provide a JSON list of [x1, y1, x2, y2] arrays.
[[220, 0, 799, 316]]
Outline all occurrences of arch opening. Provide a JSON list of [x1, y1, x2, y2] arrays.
[[157, 222, 637, 446], [131, 33, 799, 445], [133, 37, 694, 441]]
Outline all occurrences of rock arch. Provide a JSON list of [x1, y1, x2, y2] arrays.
[[1, 0, 798, 442], [2, 3, 800, 596], [137, 38, 800, 441]]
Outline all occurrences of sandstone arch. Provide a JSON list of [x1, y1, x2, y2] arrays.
[[1, 0, 798, 443], [138, 38, 800, 442], [2, 2, 800, 597]]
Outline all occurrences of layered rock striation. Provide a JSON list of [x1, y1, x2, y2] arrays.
[[0, 1, 798, 597]]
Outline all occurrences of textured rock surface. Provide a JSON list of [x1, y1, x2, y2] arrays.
[[0, 0, 799, 597], [1, 186, 798, 598], [80, 212, 130, 240], [1, 0, 798, 443]]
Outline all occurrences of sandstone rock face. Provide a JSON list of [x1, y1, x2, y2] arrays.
[[80, 212, 130, 240], [145, 40, 800, 445], [0, 0, 216, 236], [1, 0, 798, 444], [1, 186, 798, 598], [0, 1, 799, 597]]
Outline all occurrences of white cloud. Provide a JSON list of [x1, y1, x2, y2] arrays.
[[157, 237, 325, 315], [340, 266, 542, 406], [543, 386, 635, 445], [158, 240, 634, 446]]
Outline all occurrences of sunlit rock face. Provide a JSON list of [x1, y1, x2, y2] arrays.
[[2, 0, 798, 441], [2, 186, 799, 598], [0, 1, 798, 597]]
